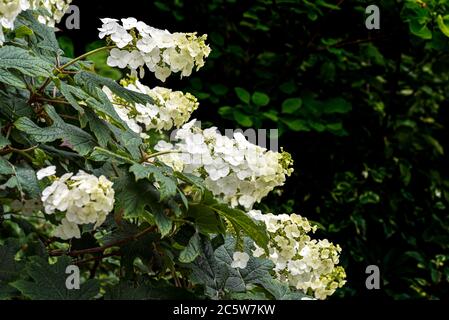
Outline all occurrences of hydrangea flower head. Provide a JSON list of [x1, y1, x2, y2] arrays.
[[155, 121, 293, 210], [248, 210, 347, 300], [0, 0, 72, 45], [103, 79, 199, 135], [99, 17, 211, 81], [41, 169, 115, 239]]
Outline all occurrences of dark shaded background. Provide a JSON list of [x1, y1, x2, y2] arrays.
[[62, 0, 449, 299]]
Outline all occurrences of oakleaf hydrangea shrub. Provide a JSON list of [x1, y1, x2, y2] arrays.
[[0, 3, 345, 300]]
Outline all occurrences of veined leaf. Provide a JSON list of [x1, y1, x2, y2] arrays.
[[0, 157, 14, 175], [12, 256, 99, 300], [130, 163, 178, 200], [105, 279, 195, 300], [84, 110, 113, 148], [0, 68, 26, 88], [107, 123, 143, 161], [0, 239, 23, 299], [18, 11, 60, 54], [15, 164, 40, 198], [14, 117, 64, 143], [75, 71, 154, 105], [208, 202, 269, 250], [179, 232, 201, 263], [189, 237, 228, 299], [57, 82, 87, 114], [0, 133, 11, 149], [113, 173, 160, 219], [0, 96, 33, 120], [0, 46, 53, 77], [187, 204, 226, 235], [90, 147, 134, 164], [214, 237, 273, 293], [152, 210, 173, 238], [15, 105, 96, 156]]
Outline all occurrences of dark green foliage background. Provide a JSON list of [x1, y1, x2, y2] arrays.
[[64, 0, 449, 299]]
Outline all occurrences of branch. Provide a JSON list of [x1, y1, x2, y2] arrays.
[[48, 226, 156, 257], [36, 45, 116, 95], [142, 150, 181, 163], [0, 145, 38, 161], [58, 45, 116, 71], [36, 97, 73, 106]]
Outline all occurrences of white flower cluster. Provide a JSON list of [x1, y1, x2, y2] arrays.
[[103, 79, 199, 136], [0, 0, 28, 29], [0, 0, 72, 45], [35, 0, 72, 27], [247, 210, 346, 300], [99, 18, 211, 82], [155, 120, 293, 210], [38, 167, 115, 240], [0, 0, 28, 44]]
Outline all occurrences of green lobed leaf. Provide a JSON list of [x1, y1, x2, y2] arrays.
[[11, 256, 99, 300], [259, 278, 312, 300], [0, 46, 53, 77], [84, 110, 113, 148], [114, 174, 156, 218], [209, 202, 269, 250], [74, 71, 154, 106], [0, 68, 27, 89], [186, 204, 226, 235], [129, 163, 178, 200], [191, 236, 291, 299], [0, 157, 14, 175], [152, 210, 173, 238], [18, 11, 61, 54], [15, 105, 96, 156], [14, 163, 41, 198], [189, 237, 228, 299], [15, 117, 64, 143], [0, 133, 11, 149], [57, 82, 87, 114], [107, 123, 143, 161], [90, 147, 134, 164], [105, 279, 196, 300], [0, 239, 23, 299], [214, 237, 273, 293], [179, 232, 201, 263]]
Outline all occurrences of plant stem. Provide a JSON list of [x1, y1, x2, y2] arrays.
[[58, 45, 116, 71], [49, 225, 156, 257], [93, 147, 135, 165], [35, 45, 116, 95], [36, 97, 72, 105], [77, 253, 121, 266], [144, 150, 181, 161], [0, 145, 38, 160]]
